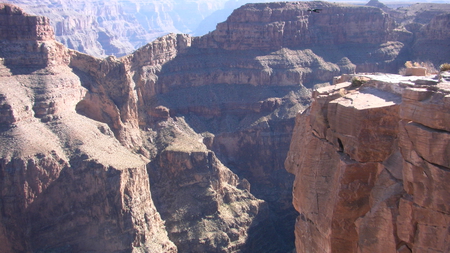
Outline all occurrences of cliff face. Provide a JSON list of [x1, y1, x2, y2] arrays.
[[285, 73, 450, 252], [0, 4, 280, 252], [2, 1, 450, 253], [412, 13, 450, 65], [0, 5, 178, 252], [4, 0, 231, 57], [0, 3, 67, 68], [195, 1, 393, 50]]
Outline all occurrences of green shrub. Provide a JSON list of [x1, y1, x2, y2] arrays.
[[350, 76, 367, 88]]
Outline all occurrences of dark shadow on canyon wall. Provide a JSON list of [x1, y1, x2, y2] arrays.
[[146, 82, 309, 252], [1, 154, 142, 253]]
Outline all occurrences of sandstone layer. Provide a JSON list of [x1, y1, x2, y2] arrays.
[[285, 73, 450, 252], [0, 5, 178, 252], [0, 4, 286, 252], [4, 0, 233, 57], [1, 1, 450, 253]]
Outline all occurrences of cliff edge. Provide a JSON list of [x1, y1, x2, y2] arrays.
[[1, 1, 450, 252], [0, 4, 274, 252], [285, 71, 450, 252]]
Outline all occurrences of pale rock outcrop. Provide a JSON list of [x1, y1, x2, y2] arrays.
[[285, 73, 450, 252]]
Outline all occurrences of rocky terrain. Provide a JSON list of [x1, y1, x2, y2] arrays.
[[0, 1, 450, 253], [3, 0, 235, 57], [285, 71, 450, 252], [4, 0, 450, 58]]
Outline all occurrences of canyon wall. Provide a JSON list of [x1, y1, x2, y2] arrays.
[[5, 0, 450, 60], [195, 1, 393, 50], [1, 1, 450, 253], [0, 4, 177, 252], [0, 3, 286, 252], [3, 0, 233, 57], [285, 72, 450, 252]]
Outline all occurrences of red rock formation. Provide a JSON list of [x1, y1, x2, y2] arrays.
[[0, 5, 279, 252], [412, 13, 450, 65], [194, 2, 393, 51], [2, 2, 450, 253], [0, 3, 53, 41], [0, 5, 176, 252], [285, 73, 450, 252], [4, 0, 231, 57], [0, 3, 69, 68], [148, 136, 267, 252]]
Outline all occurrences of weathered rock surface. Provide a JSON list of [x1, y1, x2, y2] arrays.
[[4, 0, 233, 57], [412, 13, 450, 65], [3, 0, 450, 66], [0, 4, 177, 252], [195, 1, 393, 50], [0, 4, 290, 252], [0, 59, 177, 253], [147, 120, 267, 252], [2, 1, 450, 253], [285, 73, 450, 252]]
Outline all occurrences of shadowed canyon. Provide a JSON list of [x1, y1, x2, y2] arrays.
[[0, 1, 450, 252]]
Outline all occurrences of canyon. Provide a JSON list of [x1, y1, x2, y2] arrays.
[[2, 0, 233, 57], [3, 0, 283, 58], [0, 1, 449, 253]]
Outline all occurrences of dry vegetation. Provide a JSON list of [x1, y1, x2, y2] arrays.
[[440, 63, 450, 72]]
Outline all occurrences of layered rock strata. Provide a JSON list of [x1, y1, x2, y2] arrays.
[[0, 58, 177, 253], [147, 122, 267, 252], [412, 13, 450, 65], [2, 1, 450, 253], [4, 0, 232, 57], [0, 6, 177, 251], [285, 73, 450, 252], [195, 1, 393, 51], [0, 4, 275, 252]]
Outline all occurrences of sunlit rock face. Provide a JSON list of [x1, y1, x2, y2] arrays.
[[285, 73, 450, 253], [0, 5, 178, 252], [0, 4, 296, 252], [3, 0, 231, 57], [1, 1, 450, 252]]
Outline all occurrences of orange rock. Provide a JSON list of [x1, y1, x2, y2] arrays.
[[286, 73, 450, 253]]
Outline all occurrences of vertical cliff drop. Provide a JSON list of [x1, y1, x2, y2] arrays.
[[0, 4, 177, 252], [285, 73, 450, 252], [1, 1, 450, 252]]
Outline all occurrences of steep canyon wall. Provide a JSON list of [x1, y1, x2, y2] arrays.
[[1, 1, 450, 252], [285, 73, 450, 252]]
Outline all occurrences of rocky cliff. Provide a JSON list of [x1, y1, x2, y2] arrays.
[[4, 0, 450, 61], [1, 1, 450, 253], [195, 1, 393, 50], [285, 72, 450, 252], [0, 3, 291, 252], [4, 0, 234, 57], [0, 4, 178, 252]]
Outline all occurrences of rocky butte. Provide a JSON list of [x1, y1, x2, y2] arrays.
[[0, 1, 449, 253], [285, 71, 450, 252]]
